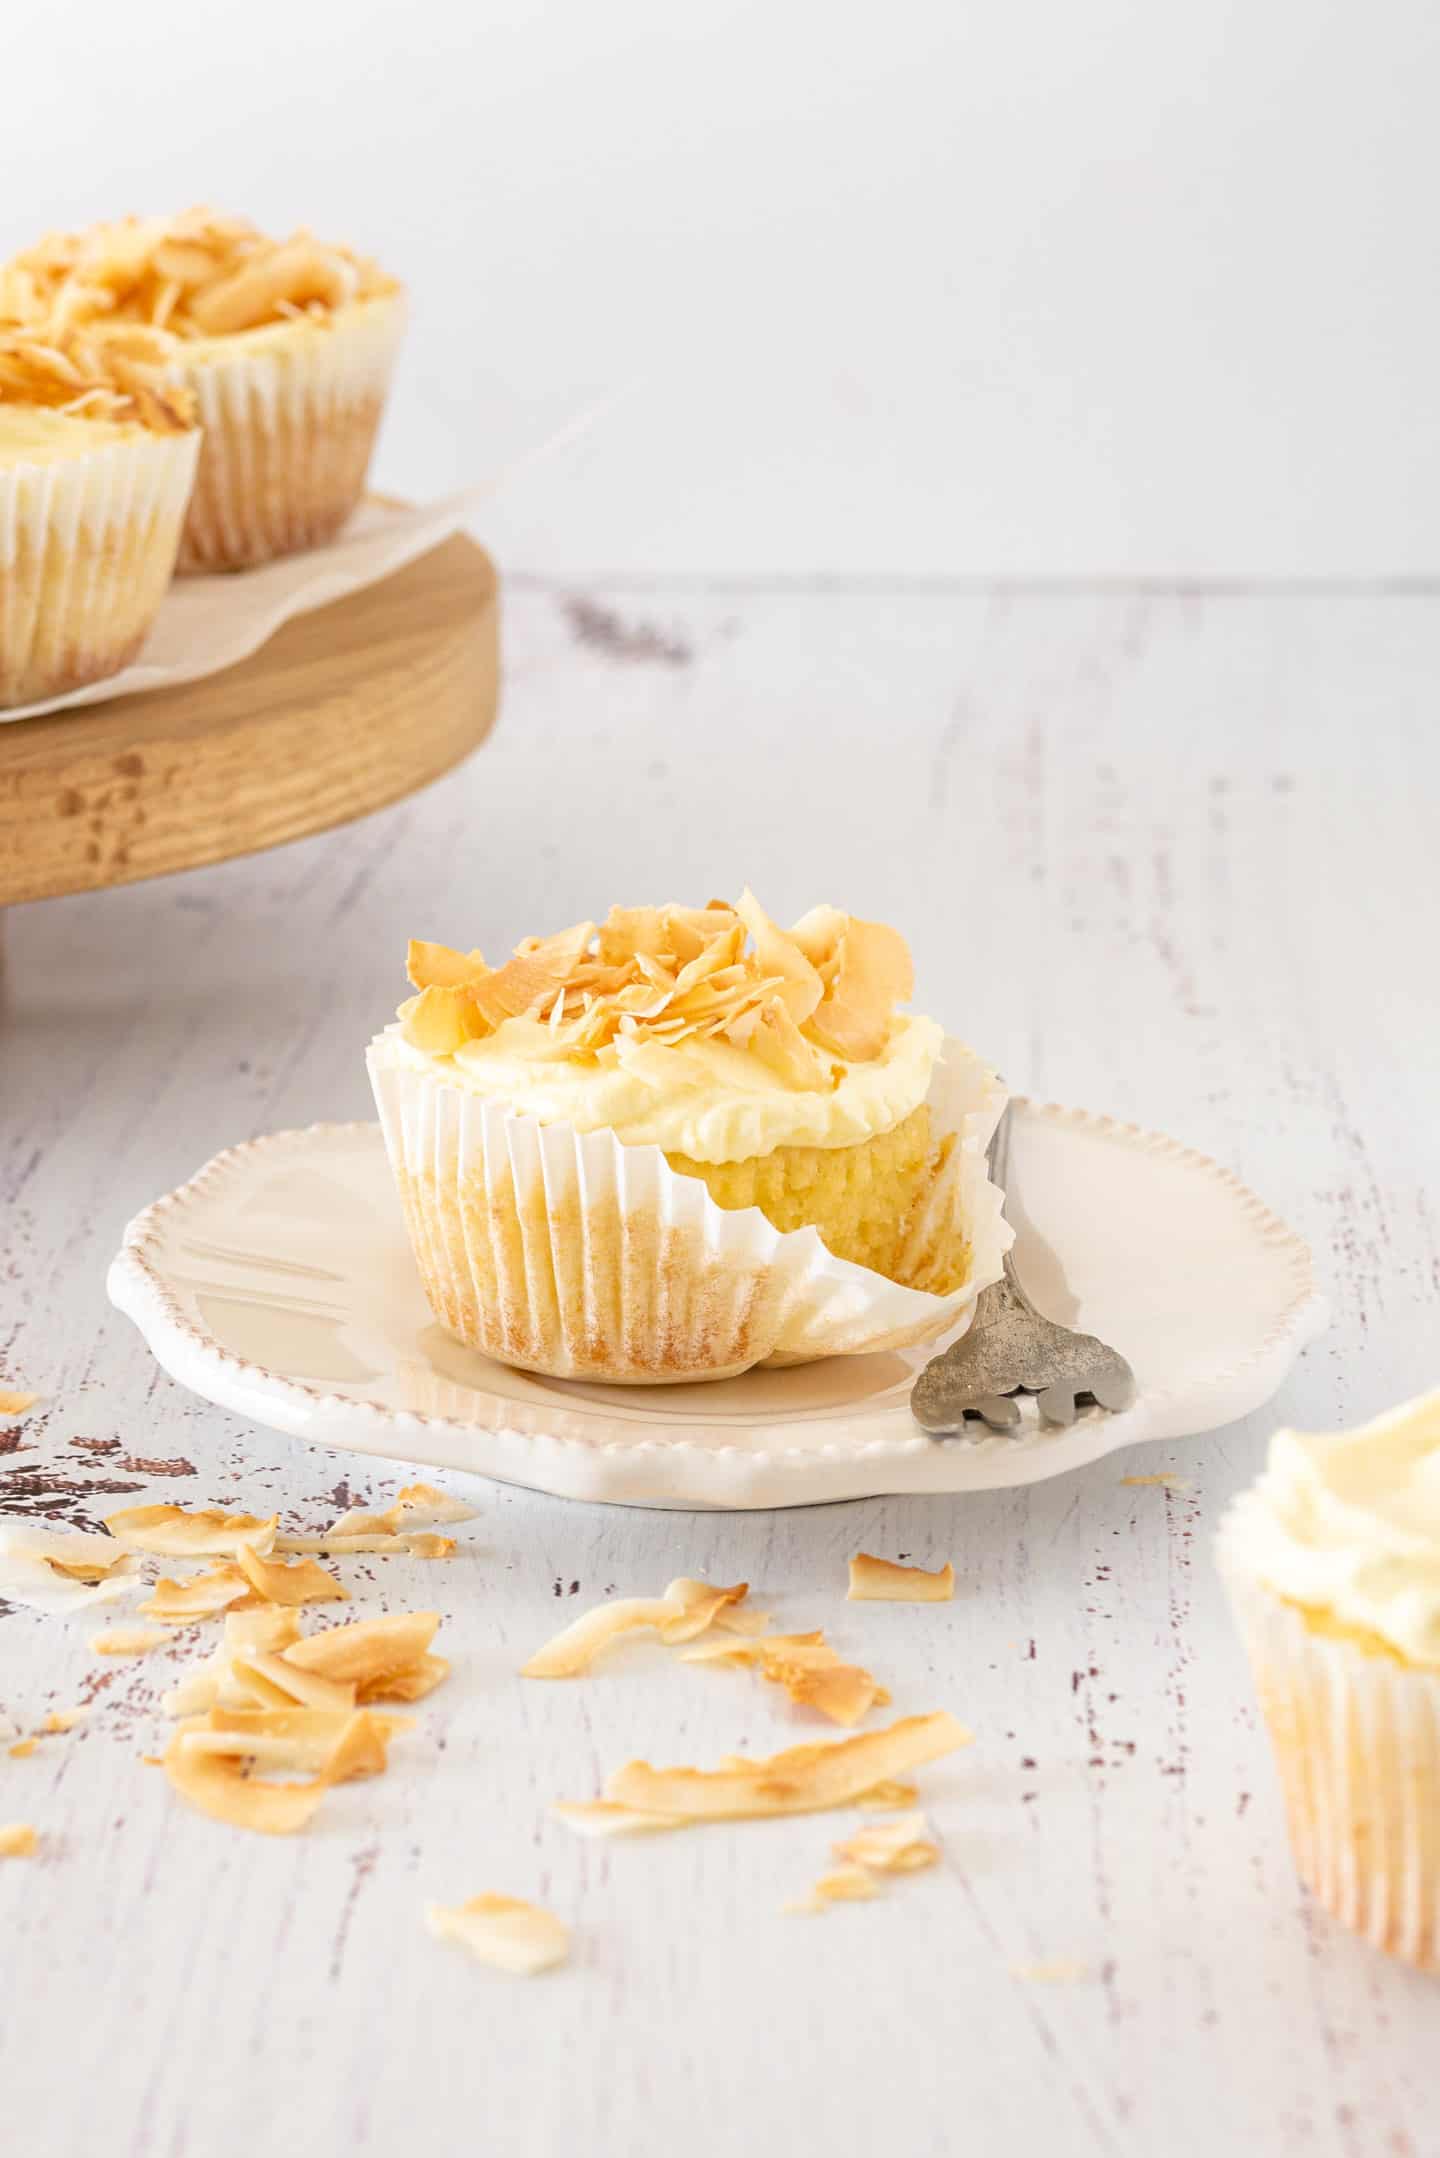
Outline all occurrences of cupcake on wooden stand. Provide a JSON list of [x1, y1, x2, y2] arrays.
[[0, 324, 198, 708], [3, 211, 404, 573]]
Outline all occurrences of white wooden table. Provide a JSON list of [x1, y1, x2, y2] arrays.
[[2, 576, 1435, 2157]]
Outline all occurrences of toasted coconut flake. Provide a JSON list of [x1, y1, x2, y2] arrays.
[[0, 1390, 41, 1417], [856, 1780, 920, 1810], [393, 1483, 476, 1526], [162, 1721, 328, 1835], [814, 1863, 881, 1902], [806, 915, 913, 1061], [735, 888, 823, 1025], [522, 1578, 748, 1678], [848, 1554, 955, 1604], [89, 1625, 169, 1658], [398, 985, 489, 1054], [103, 1505, 277, 1560], [229, 1651, 357, 1713], [679, 1628, 888, 1726], [406, 940, 488, 991], [233, 1543, 348, 1607], [832, 1812, 940, 1873], [358, 1654, 450, 1704], [139, 1564, 251, 1621], [782, 1862, 882, 1916], [0, 1524, 138, 1615], [603, 1711, 971, 1822], [0, 1824, 37, 1859], [8, 1739, 37, 1760], [425, 1895, 569, 1975], [1120, 1474, 1192, 1489], [179, 1706, 402, 1779], [397, 1533, 456, 1559], [395, 896, 915, 1079], [43, 1708, 85, 1733], [549, 1801, 687, 1839], [282, 1611, 441, 1689], [1011, 1959, 1090, 1984], [162, 1607, 304, 1717]]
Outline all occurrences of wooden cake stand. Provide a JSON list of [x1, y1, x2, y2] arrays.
[[0, 531, 498, 909]]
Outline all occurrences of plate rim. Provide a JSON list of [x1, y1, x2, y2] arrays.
[[106, 1103, 1329, 1492]]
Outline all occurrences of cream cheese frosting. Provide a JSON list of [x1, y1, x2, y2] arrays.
[[370, 1010, 944, 1165], [0, 408, 148, 466], [1222, 1391, 1440, 1668]]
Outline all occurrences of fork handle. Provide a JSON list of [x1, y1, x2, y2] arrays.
[[985, 1098, 1041, 1318]]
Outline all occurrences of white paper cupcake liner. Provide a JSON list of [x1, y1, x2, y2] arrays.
[[1219, 1541, 1440, 1971], [0, 428, 199, 709], [175, 293, 405, 572], [368, 1036, 1012, 1385]]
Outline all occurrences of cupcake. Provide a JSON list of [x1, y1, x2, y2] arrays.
[[2, 211, 403, 573], [0, 334, 198, 708], [367, 893, 1010, 1383], [1218, 1391, 1440, 1971]]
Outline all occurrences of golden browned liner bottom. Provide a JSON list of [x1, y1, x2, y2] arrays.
[[2, 520, 168, 708], [1234, 1583, 1440, 1973], [177, 395, 388, 574], [396, 1170, 779, 1382]]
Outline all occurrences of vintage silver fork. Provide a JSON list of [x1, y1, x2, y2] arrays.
[[910, 1099, 1136, 1436]]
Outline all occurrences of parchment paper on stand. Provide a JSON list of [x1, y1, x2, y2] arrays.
[[0, 385, 630, 725]]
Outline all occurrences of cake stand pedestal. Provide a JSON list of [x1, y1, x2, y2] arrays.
[[0, 531, 498, 916]]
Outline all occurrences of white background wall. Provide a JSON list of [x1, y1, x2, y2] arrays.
[[11, 0, 1440, 577]]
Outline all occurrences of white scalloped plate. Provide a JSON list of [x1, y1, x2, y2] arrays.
[[107, 1106, 1326, 1510]]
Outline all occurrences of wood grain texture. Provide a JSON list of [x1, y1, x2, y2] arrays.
[[0, 534, 499, 904], [0, 583, 1436, 2158]]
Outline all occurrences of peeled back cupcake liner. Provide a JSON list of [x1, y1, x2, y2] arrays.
[[1219, 1547, 1440, 1972], [175, 294, 405, 573], [367, 1036, 1013, 1385], [0, 427, 200, 708]]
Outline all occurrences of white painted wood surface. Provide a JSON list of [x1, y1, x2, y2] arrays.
[[2, 579, 1436, 2156]]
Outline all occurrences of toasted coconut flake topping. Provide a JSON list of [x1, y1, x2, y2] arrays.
[[42, 1708, 85, 1733], [104, 1505, 277, 1560], [848, 1554, 955, 1604], [426, 1895, 570, 1975], [0, 1823, 37, 1858], [0, 1390, 41, 1416], [599, 1712, 971, 1823], [396, 896, 916, 1091], [89, 1625, 169, 1658], [0, 210, 395, 430], [8, 1739, 37, 1760]]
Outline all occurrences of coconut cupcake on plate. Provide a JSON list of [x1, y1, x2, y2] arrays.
[[2, 211, 403, 572], [1218, 1390, 1440, 1971], [367, 892, 1010, 1383], [0, 332, 197, 708]]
